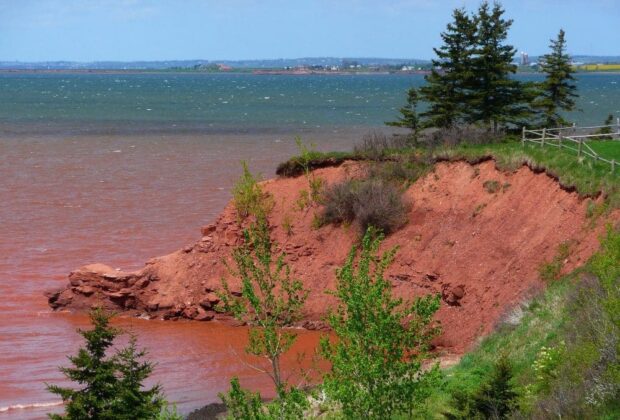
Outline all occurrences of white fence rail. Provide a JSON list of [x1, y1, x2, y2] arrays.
[[521, 121, 620, 172]]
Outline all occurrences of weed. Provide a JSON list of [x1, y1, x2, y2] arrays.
[[232, 161, 273, 221], [282, 213, 293, 236], [483, 180, 501, 194], [296, 189, 310, 211], [538, 241, 572, 282], [309, 176, 324, 203], [502, 182, 511, 192], [472, 203, 487, 217]]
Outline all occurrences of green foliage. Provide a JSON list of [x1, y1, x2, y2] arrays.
[[320, 228, 442, 419], [419, 228, 620, 418], [47, 309, 165, 419], [536, 29, 578, 127], [156, 404, 184, 420], [232, 161, 273, 221], [448, 355, 518, 419], [420, 2, 531, 130], [219, 377, 265, 419], [467, 2, 530, 131], [595, 114, 615, 139], [218, 219, 309, 417], [420, 7, 476, 128], [219, 377, 309, 420], [320, 178, 409, 235], [386, 87, 421, 144]]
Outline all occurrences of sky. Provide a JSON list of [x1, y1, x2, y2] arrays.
[[0, 0, 618, 62]]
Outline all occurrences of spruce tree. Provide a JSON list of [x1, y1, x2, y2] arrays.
[[467, 1, 525, 131], [537, 29, 578, 127], [47, 309, 165, 419], [420, 8, 476, 128], [385, 87, 421, 144]]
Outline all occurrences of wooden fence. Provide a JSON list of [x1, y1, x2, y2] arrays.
[[522, 120, 620, 172]]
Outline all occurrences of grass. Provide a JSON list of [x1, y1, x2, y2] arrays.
[[419, 227, 620, 419], [587, 140, 620, 161], [432, 141, 620, 209]]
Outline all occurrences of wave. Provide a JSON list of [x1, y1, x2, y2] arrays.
[[0, 401, 63, 413]]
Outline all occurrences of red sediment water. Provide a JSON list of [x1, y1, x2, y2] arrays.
[[0, 131, 356, 418]]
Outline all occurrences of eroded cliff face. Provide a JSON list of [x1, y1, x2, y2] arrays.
[[47, 160, 616, 353]]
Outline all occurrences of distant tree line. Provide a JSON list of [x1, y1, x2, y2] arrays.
[[387, 1, 578, 134]]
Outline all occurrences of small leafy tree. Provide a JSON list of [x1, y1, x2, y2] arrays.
[[320, 227, 442, 419], [218, 218, 310, 416], [386, 87, 421, 144], [47, 309, 165, 419], [536, 29, 578, 127]]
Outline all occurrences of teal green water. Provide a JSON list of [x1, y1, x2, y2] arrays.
[[1, 73, 618, 135]]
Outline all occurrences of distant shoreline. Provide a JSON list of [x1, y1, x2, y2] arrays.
[[1, 68, 618, 76]]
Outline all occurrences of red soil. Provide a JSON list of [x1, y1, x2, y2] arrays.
[[47, 160, 618, 354]]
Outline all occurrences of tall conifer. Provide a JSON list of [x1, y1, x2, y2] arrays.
[[420, 8, 476, 128], [467, 1, 525, 131], [537, 29, 578, 127]]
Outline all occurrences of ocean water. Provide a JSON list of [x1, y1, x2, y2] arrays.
[[1, 72, 620, 418], [1, 73, 619, 136]]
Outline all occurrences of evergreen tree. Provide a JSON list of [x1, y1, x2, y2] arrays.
[[536, 29, 578, 127], [113, 337, 165, 419], [420, 8, 476, 128], [385, 87, 421, 144], [467, 1, 526, 131], [47, 309, 165, 419]]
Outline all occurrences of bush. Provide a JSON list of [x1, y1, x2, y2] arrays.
[[321, 228, 442, 419], [425, 125, 506, 148], [321, 178, 409, 235], [449, 355, 518, 419], [353, 130, 412, 160]]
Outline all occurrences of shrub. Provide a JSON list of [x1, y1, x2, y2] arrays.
[[321, 228, 442, 419], [353, 179, 409, 235], [321, 178, 409, 235], [232, 162, 273, 221], [449, 355, 518, 419], [425, 125, 506, 148], [321, 180, 358, 226], [353, 130, 412, 160]]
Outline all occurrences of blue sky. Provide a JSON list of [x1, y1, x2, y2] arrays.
[[1, 0, 618, 62]]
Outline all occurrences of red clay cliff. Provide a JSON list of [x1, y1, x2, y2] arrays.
[[47, 160, 617, 353]]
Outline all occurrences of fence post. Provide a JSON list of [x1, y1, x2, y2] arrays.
[[558, 133, 562, 148], [541, 128, 546, 147], [522, 126, 525, 146], [578, 140, 583, 157]]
